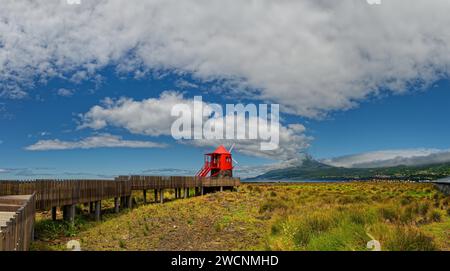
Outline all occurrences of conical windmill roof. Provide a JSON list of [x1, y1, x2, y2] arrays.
[[212, 145, 230, 154]]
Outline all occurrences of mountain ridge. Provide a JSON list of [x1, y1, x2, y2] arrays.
[[246, 157, 450, 181]]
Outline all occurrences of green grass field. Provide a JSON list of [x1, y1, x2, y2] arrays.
[[31, 182, 450, 251]]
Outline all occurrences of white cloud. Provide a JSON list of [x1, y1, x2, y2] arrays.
[[25, 134, 167, 151], [79, 92, 311, 160], [79, 91, 202, 136], [57, 88, 74, 97], [1, 1, 450, 117], [175, 79, 199, 90], [184, 121, 310, 161], [322, 148, 450, 168]]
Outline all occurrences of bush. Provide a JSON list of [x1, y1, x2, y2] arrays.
[[418, 202, 430, 216], [270, 223, 282, 235], [348, 210, 370, 225], [118, 239, 126, 249], [429, 211, 441, 222], [371, 195, 381, 201], [400, 197, 412, 206], [259, 199, 288, 213], [293, 213, 337, 248], [379, 206, 398, 222], [399, 206, 416, 224], [293, 227, 310, 247], [384, 227, 436, 251], [337, 196, 355, 204], [307, 223, 367, 251], [34, 218, 87, 239]]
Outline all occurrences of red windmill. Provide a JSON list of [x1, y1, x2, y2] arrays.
[[196, 145, 235, 178]]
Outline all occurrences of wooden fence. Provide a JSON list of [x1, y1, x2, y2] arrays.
[[0, 176, 240, 211], [0, 180, 131, 210], [0, 193, 36, 251], [433, 181, 450, 195], [0, 176, 239, 251]]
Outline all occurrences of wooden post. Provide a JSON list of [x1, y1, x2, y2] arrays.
[[63, 205, 75, 223], [201, 186, 204, 196], [184, 188, 188, 199], [174, 188, 178, 199], [143, 190, 147, 204], [51, 206, 57, 221], [120, 196, 126, 209], [89, 202, 94, 214], [127, 196, 132, 208], [63, 205, 68, 221], [114, 197, 119, 213], [160, 189, 164, 203], [220, 186, 223, 192], [70, 205, 75, 223], [95, 201, 101, 221]]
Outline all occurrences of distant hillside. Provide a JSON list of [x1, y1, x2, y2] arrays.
[[246, 157, 450, 181]]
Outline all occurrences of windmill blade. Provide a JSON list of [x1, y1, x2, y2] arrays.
[[232, 158, 239, 165], [229, 143, 236, 153]]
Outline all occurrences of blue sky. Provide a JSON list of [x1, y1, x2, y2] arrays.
[[308, 81, 450, 159], [1, 72, 450, 178], [2, 1, 450, 178]]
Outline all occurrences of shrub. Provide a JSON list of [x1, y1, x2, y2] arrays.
[[307, 215, 335, 232], [292, 213, 338, 248], [399, 206, 415, 224], [384, 227, 436, 251], [400, 197, 412, 206], [293, 227, 310, 247], [371, 195, 381, 201], [379, 206, 398, 222], [337, 196, 354, 204], [348, 210, 371, 225], [418, 202, 430, 216], [118, 239, 126, 249], [307, 223, 368, 251], [428, 211, 441, 222], [432, 193, 440, 201], [270, 223, 282, 235], [259, 199, 288, 213]]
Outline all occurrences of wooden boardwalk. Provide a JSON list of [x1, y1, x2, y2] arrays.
[[0, 194, 36, 251], [432, 178, 450, 195], [0, 176, 240, 251], [0, 176, 240, 210]]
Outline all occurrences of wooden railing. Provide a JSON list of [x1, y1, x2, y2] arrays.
[[0, 193, 36, 251], [0, 179, 131, 210], [433, 180, 450, 195], [0, 176, 240, 211], [0, 176, 240, 251]]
